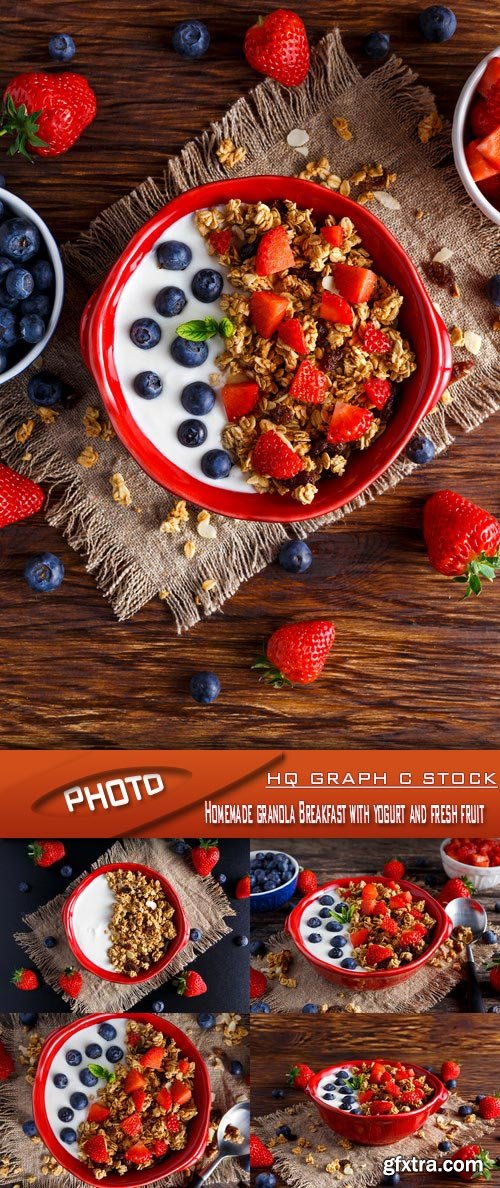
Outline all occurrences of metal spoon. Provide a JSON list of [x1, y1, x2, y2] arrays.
[[445, 896, 488, 1013], [191, 1100, 250, 1188]]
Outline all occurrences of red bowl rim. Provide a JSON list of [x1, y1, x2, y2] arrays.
[[32, 1012, 211, 1188], [286, 875, 452, 982], [306, 1058, 448, 1122], [81, 175, 452, 524], [62, 862, 190, 983]]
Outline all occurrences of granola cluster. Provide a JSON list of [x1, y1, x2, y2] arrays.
[[105, 869, 177, 977], [195, 199, 416, 504], [339, 880, 436, 969]]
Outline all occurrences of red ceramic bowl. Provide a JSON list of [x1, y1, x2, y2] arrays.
[[285, 875, 453, 990], [80, 176, 452, 523], [33, 1012, 211, 1186], [62, 862, 190, 984], [306, 1060, 448, 1145]]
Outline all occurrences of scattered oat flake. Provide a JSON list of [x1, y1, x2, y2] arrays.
[[449, 326, 464, 347], [332, 116, 352, 141], [78, 444, 99, 468], [287, 128, 309, 148], [184, 539, 196, 559], [433, 247, 453, 264], [418, 111, 443, 143], [160, 499, 189, 533], [373, 190, 401, 210], [15, 419, 34, 444], [415, 208, 425, 220], [492, 318, 500, 331], [158, 589, 170, 600], [38, 406, 59, 424], [201, 578, 217, 592], [463, 330, 482, 355], [110, 472, 132, 506]]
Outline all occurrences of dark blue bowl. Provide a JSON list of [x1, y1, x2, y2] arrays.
[[250, 850, 299, 913]]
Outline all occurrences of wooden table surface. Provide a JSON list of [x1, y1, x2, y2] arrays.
[[251, 1013, 500, 1188], [0, 1, 499, 749], [249, 838, 500, 1012]]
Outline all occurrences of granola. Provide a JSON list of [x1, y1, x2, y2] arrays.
[[317, 1060, 435, 1115], [105, 868, 177, 977]]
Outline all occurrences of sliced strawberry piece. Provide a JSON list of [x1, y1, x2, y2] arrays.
[[289, 359, 329, 404], [130, 1089, 146, 1113], [361, 882, 378, 901], [171, 1081, 192, 1106], [208, 228, 232, 255], [379, 916, 399, 937], [250, 291, 289, 338], [87, 1103, 110, 1123], [125, 1143, 152, 1165], [250, 967, 268, 999], [153, 1139, 170, 1157], [390, 892, 412, 909], [470, 97, 499, 138], [252, 430, 303, 479], [464, 138, 498, 182], [477, 56, 500, 98], [178, 1058, 190, 1075], [365, 943, 393, 966], [278, 317, 308, 354], [327, 401, 374, 445], [222, 380, 260, 421], [255, 226, 295, 276], [140, 1046, 164, 1069], [370, 1062, 387, 1084], [486, 81, 500, 126], [319, 291, 353, 325], [350, 927, 369, 946], [166, 1116, 181, 1135], [121, 1113, 142, 1138], [370, 1100, 393, 1115], [124, 1070, 146, 1094], [155, 1087, 172, 1112], [333, 262, 377, 303], [321, 224, 344, 247], [476, 127, 500, 171], [84, 1135, 109, 1164], [477, 173, 500, 204], [360, 322, 391, 353], [358, 1089, 374, 1103], [363, 378, 392, 409]]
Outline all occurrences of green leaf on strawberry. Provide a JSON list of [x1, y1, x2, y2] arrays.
[[0, 94, 47, 160]]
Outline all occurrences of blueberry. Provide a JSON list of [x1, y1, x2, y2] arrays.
[[53, 1073, 68, 1088], [438, 1140, 451, 1152], [6, 268, 33, 300], [60, 865, 73, 878], [306, 917, 322, 928], [106, 1046, 124, 1063], [382, 1177, 401, 1186], [65, 1050, 82, 1067], [155, 286, 187, 317], [0, 283, 19, 311], [342, 1095, 355, 1107], [24, 553, 64, 593], [240, 1156, 250, 1173], [234, 934, 248, 946], [322, 1092, 334, 1101], [250, 1000, 271, 1014], [181, 381, 215, 416], [19, 881, 31, 893], [278, 540, 313, 574], [276, 1125, 293, 1138], [0, 218, 40, 262], [172, 19, 210, 58], [85, 1043, 102, 1059], [197, 1013, 216, 1030], [201, 448, 232, 478], [323, 1083, 336, 1091], [483, 930, 497, 944], [19, 314, 46, 344], [351, 1107, 363, 1114], [172, 839, 188, 854], [495, 903, 500, 913], [134, 371, 163, 399], [405, 434, 435, 464], [230, 1060, 244, 1076], [44, 936, 57, 948], [0, 308, 17, 347], [22, 1120, 38, 1137], [98, 1023, 116, 1041], [308, 933, 322, 943], [488, 1004, 500, 1013], [336, 1071, 350, 1082], [319, 895, 334, 906], [60, 1127, 77, 1144], [152, 1000, 165, 1014], [250, 939, 267, 957], [255, 1175, 276, 1188], [190, 672, 221, 704], [445, 1078, 457, 1089], [340, 958, 357, 970], [476, 1095, 486, 1103], [418, 4, 457, 41], [319, 908, 333, 919], [177, 418, 207, 447], [217, 872, 227, 885], [302, 1003, 318, 1014], [0, 257, 13, 279], [171, 335, 209, 368], [27, 371, 64, 406], [21, 293, 51, 318], [459, 1105, 473, 1116], [58, 1108, 74, 1123], [334, 936, 347, 948], [487, 275, 500, 307], [80, 1068, 98, 1086], [325, 921, 342, 933], [191, 268, 223, 303], [130, 317, 161, 349], [156, 240, 192, 271], [271, 1087, 285, 1099], [340, 1101, 353, 1110], [363, 31, 390, 58], [239, 241, 257, 262], [19, 1013, 38, 1028], [190, 927, 202, 942], [49, 34, 76, 61]]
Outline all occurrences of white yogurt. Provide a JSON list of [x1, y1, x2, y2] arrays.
[[317, 1068, 361, 1112], [114, 212, 256, 494], [71, 873, 115, 971], [44, 1017, 128, 1155], [299, 885, 356, 968]]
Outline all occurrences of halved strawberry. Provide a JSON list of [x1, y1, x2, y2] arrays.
[[399, 924, 427, 945], [121, 1113, 142, 1138], [477, 56, 500, 98], [365, 943, 393, 966], [369, 1100, 393, 1115], [124, 1070, 146, 1094], [470, 97, 499, 138], [361, 882, 378, 901], [250, 291, 289, 338], [486, 81, 500, 126], [250, 967, 268, 999], [358, 1089, 374, 1103], [327, 401, 374, 445], [464, 138, 498, 182], [363, 378, 392, 409], [321, 224, 344, 247], [289, 359, 329, 404], [152, 1139, 170, 1157], [360, 322, 391, 354], [333, 262, 377, 303], [369, 1062, 387, 1084], [390, 892, 412, 909], [166, 1116, 181, 1135], [379, 916, 399, 938], [87, 1103, 111, 1123], [140, 1046, 164, 1070], [400, 1089, 424, 1106], [476, 127, 500, 171], [208, 228, 232, 255], [252, 430, 303, 479], [130, 1089, 147, 1113], [350, 927, 369, 946], [319, 291, 353, 325], [125, 1143, 151, 1166], [255, 226, 295, 276], [222, 380, 260, 421], [278, 317, 308, 354], [250, 1134, 274, 1168], [171, 1081, 192, 1106], [84, 1135, 110, 1164], [155, 1087, 172, 1112]]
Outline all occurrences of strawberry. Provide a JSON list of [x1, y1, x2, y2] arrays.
[[155, 1087, 172, 1111], [389, 892, 412, 909], [166, 1115, 181, 1135], [2, 73, 96, 159], [464, 138, 498, 183], [369, 1061, 387, 1084], [255, 226, 295, 276], [208, 229, 232, 255], [84, 1134, 109, 1165], [486, 80, 500, 124], [361, 882, 378, 901], [250, 967, 268, 999], [287, 1063, 313, 1090], [250, 1134, 274, 1168], [321, 224, 344, 248], [360, 322, 391, 354], [350, 927, 369, 946], [171, 1081, 192, 1106], [58, 968, 82, 998], [297, 869, 318, 895], [250, 291, 289, 337], [0, 1040, 14, 1081], [0, 463, 44, 529], [424, 490, 500, 597], [191, 839, 220, 877], [152, 1139, 169, 1157], [399, 927, 426, 947], [28, 840, 65, 868], [257, 619, 335, 686], [478, 56, 500, 97], [131, 1089, 146, 1113], [178, 1058, 190, 1075], [470, 98, 499, 138], [121, 1113, 142, 1137], [12, 969, 38, 991], [319, 291, 353, 326], [478, 1094, 500, 1121], [252, 430, 303, 479], [244, 9, 310, 88], [140, 1046, 164, 1069], [235, 875, 251, 898], [222, 380, 260, 421], [327, 401, 374, 445], [88, 1103, 111, 1123], [358, 1089, 374, 1103], [379, 916, 399, 938], [452, 1142, 495, 1181], [125, 1143, 151, 1165], [365, 944, 392, 966], [400, 1089, 424, 1107], [476, 127, 500, 171], [488, 957, 500, 993], [438, 876, 474, 906], [333, 262, 377, 304], [124, 1069, 147, 1094], [278, 317, 308, 354], [383, 859, 405, 880], [173, 970, 207, 997], [289, 359, 329, 404], [370, 1100, 393, 1115]]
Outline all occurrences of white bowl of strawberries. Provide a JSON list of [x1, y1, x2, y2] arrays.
[[440, 838, 500, 891], [452, 47, 500, 226]]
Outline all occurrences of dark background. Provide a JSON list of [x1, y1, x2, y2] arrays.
[[1, 837, 249, 1012], [0, 0, 499, 750]]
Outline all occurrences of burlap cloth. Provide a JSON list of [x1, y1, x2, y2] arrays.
[[14, 840, 236, 1013], [0, 29, 498, 629], [0, 1012, 248, 1188], [254, 1094, 493, 1188]]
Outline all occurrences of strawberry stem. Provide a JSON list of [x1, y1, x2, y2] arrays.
[[453, 550, 500, 598], [0, 94, 47, 161], [252, 649, 293, 689]]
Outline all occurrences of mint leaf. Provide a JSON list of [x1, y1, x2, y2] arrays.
[[177, 318, 218, 342], [218, 317, 235, 339], [88, 1063, 116, 1083]]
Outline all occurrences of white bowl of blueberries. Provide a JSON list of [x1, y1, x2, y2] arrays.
[[0, 184, 64, 384], [250, 849, 299, 912]]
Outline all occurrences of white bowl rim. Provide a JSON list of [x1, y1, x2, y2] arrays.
[[0, 186, 64, 385], [452, 45, 500, 227], [440, 836, 500, 873], [250, 848, 299, 895]]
